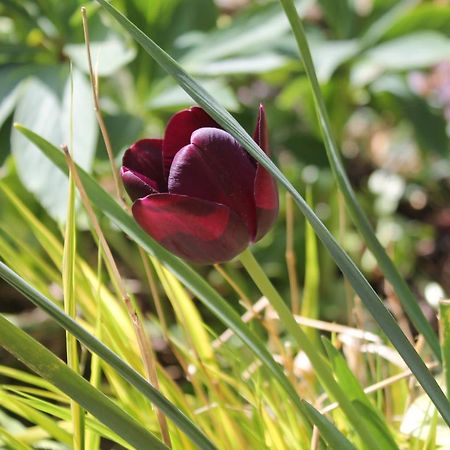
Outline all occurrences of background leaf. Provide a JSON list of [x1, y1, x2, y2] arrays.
[[10, 66, 97, 222]]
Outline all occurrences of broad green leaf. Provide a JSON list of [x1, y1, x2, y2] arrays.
[[0, 313, 168, 450], [96, 0, 450, 426], [310, 39, 359, 83], [381, 4, 450, 40], [149, 79, 239, 111], [179, 2, 294, 64], [317, 0, 354, 39], [352, 32, 450, 86], [11, 66, 97, 222], [371, 75, 448, 157], [0, 66, 32, 129], [187, 53, 289, 76]]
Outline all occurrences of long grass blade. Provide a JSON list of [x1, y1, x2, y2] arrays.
[[302, 402, 357, 450], [62, 143, 85, 449], [93, 0, 450, 424], [0, 260, 217, 450], [277, 0, 440, 360], [0, 314, 168, 450]]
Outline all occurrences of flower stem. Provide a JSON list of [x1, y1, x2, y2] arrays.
[[239, 248, 383, 450], [63, 145, 85, 450]]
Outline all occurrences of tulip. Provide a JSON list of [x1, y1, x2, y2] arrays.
[[121, 105, 278, 264]]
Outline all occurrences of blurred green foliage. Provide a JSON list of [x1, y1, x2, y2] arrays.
[[1, 0, 449, 318]]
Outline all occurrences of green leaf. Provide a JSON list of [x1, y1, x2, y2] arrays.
[[381, 4, 450, 40], [353, 32, 450, 86], [317, 0, 354, 39], [0, 66, 31, 129], [95, 0, 450, 426], [371, 75, 448, 157], [10, 66, 97, 222], [179, 1, 293, 65], [0, 314, 168, 450], [149, 79, 239, 111]]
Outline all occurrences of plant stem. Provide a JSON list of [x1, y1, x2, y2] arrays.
[[239, 248, 384, 450], [63, 166, 85, 450], [439, 300, 450, 399], [278, 0, 440, 361], [285, 193, 301, 315]]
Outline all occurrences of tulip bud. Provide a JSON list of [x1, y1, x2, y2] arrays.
[[121, 105, 278, 264]]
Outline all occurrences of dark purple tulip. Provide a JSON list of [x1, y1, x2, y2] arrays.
[[121, 105, 279, 264]]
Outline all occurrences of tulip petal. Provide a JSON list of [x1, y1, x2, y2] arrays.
[[252, 104, 279, 241], [163, 107, 220, 178], [168, 127, 257, 237], [253, 168, 279, 241], [132, 193, 250, 264], [122, 139, 166, 200], [253, 104, 269, 155], [121, 167, 158, 201]]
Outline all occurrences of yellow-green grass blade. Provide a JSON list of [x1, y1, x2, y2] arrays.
[[94, 0, 450, 425], [278, 0, 440, 361], [0, 389, 72, 445], [302, 186, 319, 341], [0, 261, 216, 450], [2, 390, 134, 449], [239, 248, 384, 450], [439, 300, 450, 398], [13, 125, 310, 423], [0, 314, 168, 450], [63, 146, 84, 449], [322, 338, 398, 448]]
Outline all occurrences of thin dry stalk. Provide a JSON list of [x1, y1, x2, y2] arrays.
[[337, 191, 354, 325], [285, 193, 301, 314], [81, 7, 123, 204], [213, 263, 253, 310], [63, 149, 172, 448], [310, 426, 320, 450], [138, 247, 169, 338]]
